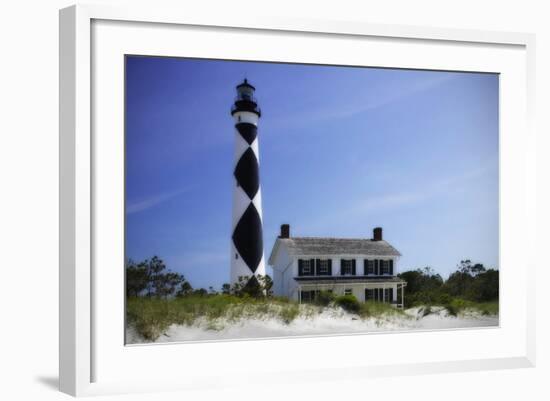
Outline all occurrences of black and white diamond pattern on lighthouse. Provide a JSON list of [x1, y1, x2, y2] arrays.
[[230, 80, 265, 285], [232, 203, 264, 272], [234, 147, 260, 199], [232, 185, 252, 230], [236, 123, 257, 145]]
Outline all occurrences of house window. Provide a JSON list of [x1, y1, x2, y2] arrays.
[[318, 260, 329, 275], [344, 288, 353, 296], [302, 260, 312, 275], [365, 288, 374, 301], [384, 288, 394, 303], [365, 260, 375, 275], [380, 260, 389, 275], [341, 259, 354, 275], [366, 288, 387, 302], [301, 290, 315, 303]]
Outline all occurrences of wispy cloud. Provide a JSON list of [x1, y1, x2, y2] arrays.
[[353, 161, 496, 215], [320, 75, 456, 122], [126, 188, 188, 214], [304, 160, 496, 232], [268, 74, 456, 130]]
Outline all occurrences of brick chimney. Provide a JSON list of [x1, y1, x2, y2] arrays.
[[373, 227, 383, 241], [280, 224, 290, 238]]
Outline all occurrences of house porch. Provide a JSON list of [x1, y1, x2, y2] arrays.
[[295, 279, 407, 308]]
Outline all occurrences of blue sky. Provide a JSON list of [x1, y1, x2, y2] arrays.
[[125, 56, 499, 290]]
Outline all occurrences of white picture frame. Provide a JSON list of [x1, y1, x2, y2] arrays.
[[59, 3, 536, 397]]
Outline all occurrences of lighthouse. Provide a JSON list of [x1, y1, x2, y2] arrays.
[[231, 79, 265, 284], [230, 79, 265, 287]]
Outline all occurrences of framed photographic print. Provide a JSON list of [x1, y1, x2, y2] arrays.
[[59, 4, 536, 397], [124, 56, 499, 344]]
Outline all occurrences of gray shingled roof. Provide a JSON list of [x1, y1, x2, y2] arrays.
[[278, 237, 401, 257]]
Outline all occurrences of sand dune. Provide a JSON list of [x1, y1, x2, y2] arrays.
[[126, 306, 498, 344]]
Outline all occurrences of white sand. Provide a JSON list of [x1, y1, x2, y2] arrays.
[[126, 306, 498, 344]]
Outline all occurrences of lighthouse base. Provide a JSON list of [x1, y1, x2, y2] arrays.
[[230, 245, 265, 286]]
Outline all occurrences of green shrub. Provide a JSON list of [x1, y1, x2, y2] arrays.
[[315, 290, 336, 307], [334, 295, 361, 314], [398, 262, 499, 308], [444, 298, 499, 316], [279, 304, 300, 324]]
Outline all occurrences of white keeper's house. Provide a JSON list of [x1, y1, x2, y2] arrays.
[[268, 224, 407, 307]]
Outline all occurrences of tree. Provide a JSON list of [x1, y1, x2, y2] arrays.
[[231, 274, 274, 298], [176, 280, 193, 297], [221, 283, 231, 295], [239, 275, 264, 298], [192, 288, 208, 296], [445, 261, 490, 299], [126, 256, 189, 298], [457, 260, 486, 276], [465, 268, 499, 302], [144, 256, 167, 296], [126, 259, 148, 297], [257, 274, 273, 297], [398, 267, 443, 294], [398, 262, 498, 307], [444, 270, 474, 298], [154, 271, 185, 298]]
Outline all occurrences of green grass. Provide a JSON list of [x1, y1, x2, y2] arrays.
[[126, 294, 496, 342], [332, 295, 406, 319], [126, 295, 316, 341], [445, 299, 499, 316], [126, 294, 407, 341], [358, 301, 406, 319]]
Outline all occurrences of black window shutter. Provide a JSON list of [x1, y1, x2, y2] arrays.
[[363, 259, 367, 275], [389, 260, 394, 275], [340, 259, 344, 275], [375, 259, 379, 275], [352, 259, 356, 275], [328, 259, 332, 275], [298, 259, 303, 276], [389, 288, 394, 303], [310, 259, 315, 276], [316, 259, 321, 275]]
